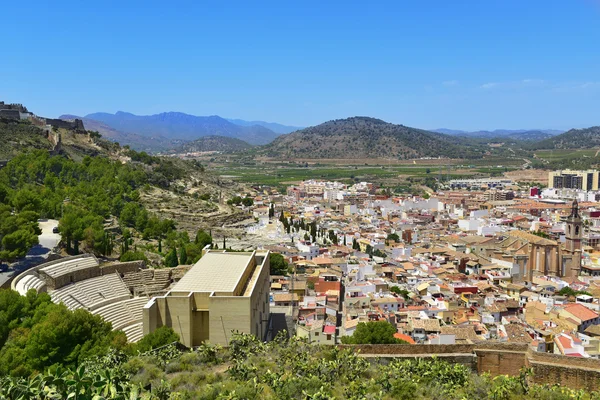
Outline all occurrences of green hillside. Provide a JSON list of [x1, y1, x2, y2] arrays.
[[175, 135, 253, 153], [265, 117, 486, 159]]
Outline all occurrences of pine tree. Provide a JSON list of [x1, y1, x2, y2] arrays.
[[343, 235, 347, 246], [223, 237, 226, 249], [158, 238, 162, 253]]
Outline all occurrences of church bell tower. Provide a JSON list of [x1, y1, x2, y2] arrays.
[[565, 199, 582, 252]]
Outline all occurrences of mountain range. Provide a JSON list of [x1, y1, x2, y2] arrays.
[[83, 111, 281, 145], [53, 109, 599, 159], [225, 118, 302, 134], [434, 128, 564, 141]]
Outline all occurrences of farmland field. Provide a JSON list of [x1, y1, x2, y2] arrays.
[[535, 148, 600, 161], [209, 155, 524, 189]]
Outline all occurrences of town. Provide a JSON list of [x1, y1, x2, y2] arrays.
[[241, 173, 600, 355]]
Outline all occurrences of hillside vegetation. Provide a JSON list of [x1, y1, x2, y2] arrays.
[[0, 120, 53, 159], [175, 135, 253, 153], [529, 126, 600, 150], [265, 117, 486, 159], [0, 327, 597, 399]]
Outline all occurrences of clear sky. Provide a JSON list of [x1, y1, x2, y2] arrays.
[[1, 0, 599, 130]]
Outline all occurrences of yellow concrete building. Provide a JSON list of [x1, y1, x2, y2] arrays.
[[143, 250, 270, 347], [548, 170, 599, 191]]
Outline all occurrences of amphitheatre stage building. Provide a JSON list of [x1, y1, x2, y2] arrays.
[[143, 250, 271, 347]]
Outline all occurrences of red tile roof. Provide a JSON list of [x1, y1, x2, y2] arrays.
[[563, 303, 599, 322], [394, 333, 416, 344], [323, 325, 336, 335]]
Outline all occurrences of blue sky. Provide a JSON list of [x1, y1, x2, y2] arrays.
[[1, 0, 599, 130]]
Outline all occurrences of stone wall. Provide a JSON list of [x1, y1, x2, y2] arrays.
[[41, 264, 100, 290], [344, 343, 600, 391], [528, 352, 600, 391], [0, 109, 21, 120], [46, 118, 85, 132], [100, 260, 145, 275]]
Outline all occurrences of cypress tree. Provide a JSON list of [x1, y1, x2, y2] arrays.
[[165, 248, 178, 267], [179, 246, 188, 264]]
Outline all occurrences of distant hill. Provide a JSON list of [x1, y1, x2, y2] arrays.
[[85, 111, 280, 145], [60, 114, 184, 152], [530, 126, 600, 149], [265, 117, 485, 159], [434, 128, 563, 141], [226, 118, 302, 134], [175, 135, 253, 153]]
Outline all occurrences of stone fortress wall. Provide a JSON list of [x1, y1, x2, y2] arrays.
[[1, 100, 85, 132]]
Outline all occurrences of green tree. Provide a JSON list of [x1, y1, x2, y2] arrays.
[[241, 197, 253, 207], [134, 326, 180, 353], [390, 286, 410, 300], [195, 229, 213, 248], [164, 248, 179, 267], [120, 251, 148, 262], [269, 203, 275, 218], [269, 252, 289, 276], [341, 321, 406, 344], [0, 229, 38, 261], [387, 233, 400, 242], [179, 246, 188, 265]]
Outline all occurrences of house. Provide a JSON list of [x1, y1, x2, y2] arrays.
[[554, 333, 588, 357], [296, 320, 337, 344], [561, 303, 600, 333], [407, 318, 441, 342]]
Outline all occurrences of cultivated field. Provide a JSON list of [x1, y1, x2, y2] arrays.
[[209, 155, 524, 189]]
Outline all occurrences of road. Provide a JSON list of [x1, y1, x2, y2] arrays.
[[0, 219, 61, 288]]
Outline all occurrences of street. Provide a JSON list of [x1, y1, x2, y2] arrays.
[[0, 219, 61, 288]]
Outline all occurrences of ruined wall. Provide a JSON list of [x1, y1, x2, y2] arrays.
[[0, 110, 21, 120], [46, 118, 85, 132]]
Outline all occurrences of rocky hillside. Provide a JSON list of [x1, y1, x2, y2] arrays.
[[174, 135, 253, 153], [265, 117, 485, 159], [0, 119, 54, 159], [85, 111, 280, 145]]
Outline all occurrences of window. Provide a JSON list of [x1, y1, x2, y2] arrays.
[[315, 332, 319, 336], [327, 334, 332, 340]]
